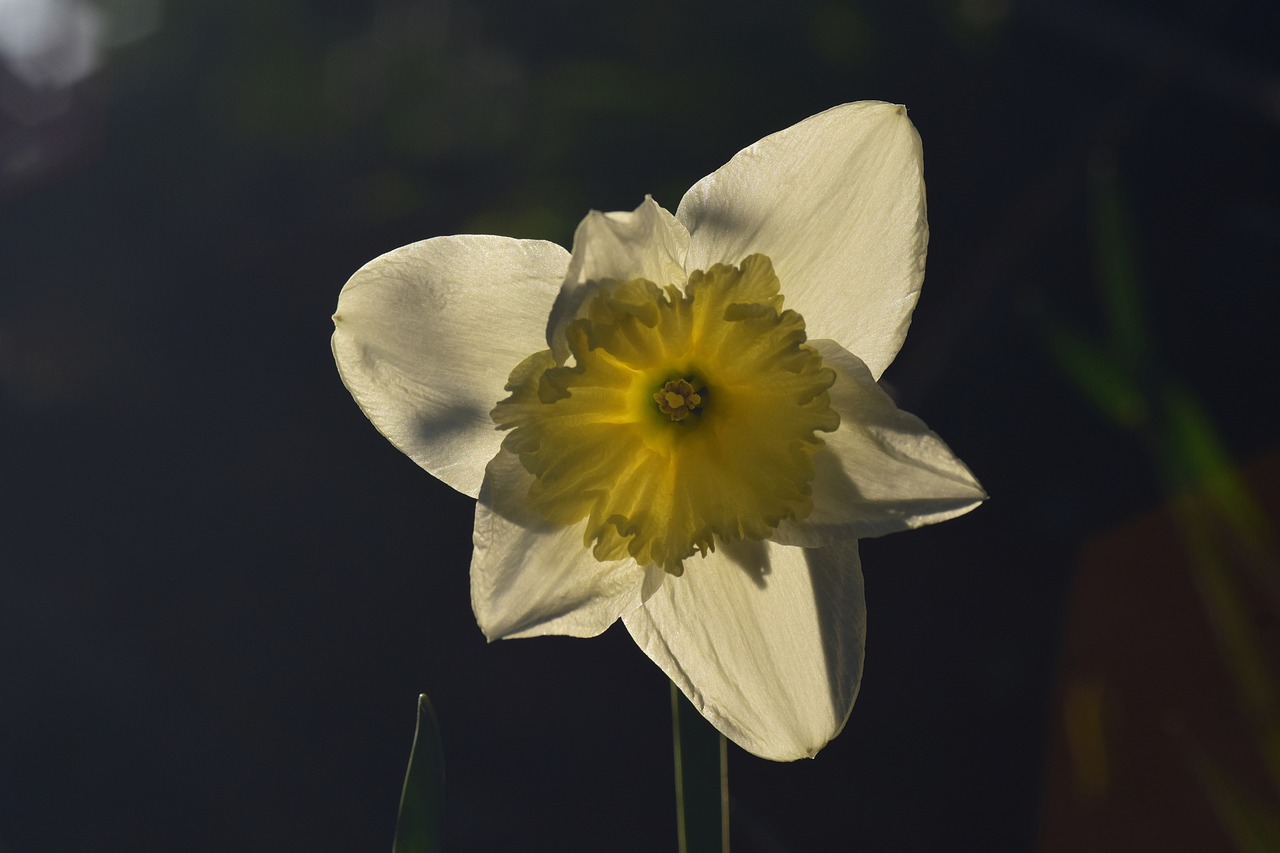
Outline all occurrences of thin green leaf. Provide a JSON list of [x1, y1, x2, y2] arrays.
[[1173, 496, 1280, 798], [393, 694, 446, 853], [1186, 741, 1280, 853], [1162, 386, 1270, 539], [1091, 162, 1149, 370], [1158, 383, 1280, 604], [1047, 326, 1146, 428]]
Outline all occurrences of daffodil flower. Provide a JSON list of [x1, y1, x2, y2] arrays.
[[333, 102, 985, 761]]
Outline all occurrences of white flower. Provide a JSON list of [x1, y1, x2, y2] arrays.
[[332, 102, 985, 761]]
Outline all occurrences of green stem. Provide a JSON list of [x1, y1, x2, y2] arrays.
[[671, 682, 729, 853]]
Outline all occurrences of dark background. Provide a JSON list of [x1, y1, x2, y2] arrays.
[[2, 0, 1278, 850]]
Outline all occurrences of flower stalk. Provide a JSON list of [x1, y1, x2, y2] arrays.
[[672, 682, 729, 853]]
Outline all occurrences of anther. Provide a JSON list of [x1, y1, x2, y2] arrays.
[[654, 378, 703, 422]]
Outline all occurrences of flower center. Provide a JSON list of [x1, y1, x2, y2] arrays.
[[492, 253, 838, 574], [654, 378, 703, 422]]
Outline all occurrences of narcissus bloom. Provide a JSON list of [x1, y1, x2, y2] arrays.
[[333, 102, 984, 761]]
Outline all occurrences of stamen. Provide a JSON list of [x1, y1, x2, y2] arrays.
[[654, 378, 703, 422]]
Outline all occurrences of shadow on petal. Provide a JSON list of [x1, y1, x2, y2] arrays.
[[414, 401, 491, 442], [472, 448, 647, 640], [682, 203, 751, 251], [720, 538, 772, 589], [805, 540, 867, 727], [779, 445, 983, 545], [479, 447, 558, 532]]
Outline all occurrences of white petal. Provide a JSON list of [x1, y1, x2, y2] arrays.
[[471, 449, 652, 640], [773, 340, 985, 547], [546, 197, 689, 362], [624, 539, 865, 761], [677, 102, 927, 379], [332, 236, 568, 498]]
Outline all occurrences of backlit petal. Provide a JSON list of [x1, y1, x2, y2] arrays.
[[472, 449, 653, 640], [547, 197, 689, 362], [677, 102, 927, 379], [773, 340, 985, 546], [332, 235, 567, 498], [623, 539, 865, 761]]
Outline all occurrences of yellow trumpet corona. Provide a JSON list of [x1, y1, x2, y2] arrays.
[[493, 254, 839, 574]]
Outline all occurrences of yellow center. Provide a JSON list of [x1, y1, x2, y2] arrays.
[[492, 253, 838, 574]]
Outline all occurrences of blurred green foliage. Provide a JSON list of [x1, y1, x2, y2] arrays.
[[1050, 161, 1280, 851]]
